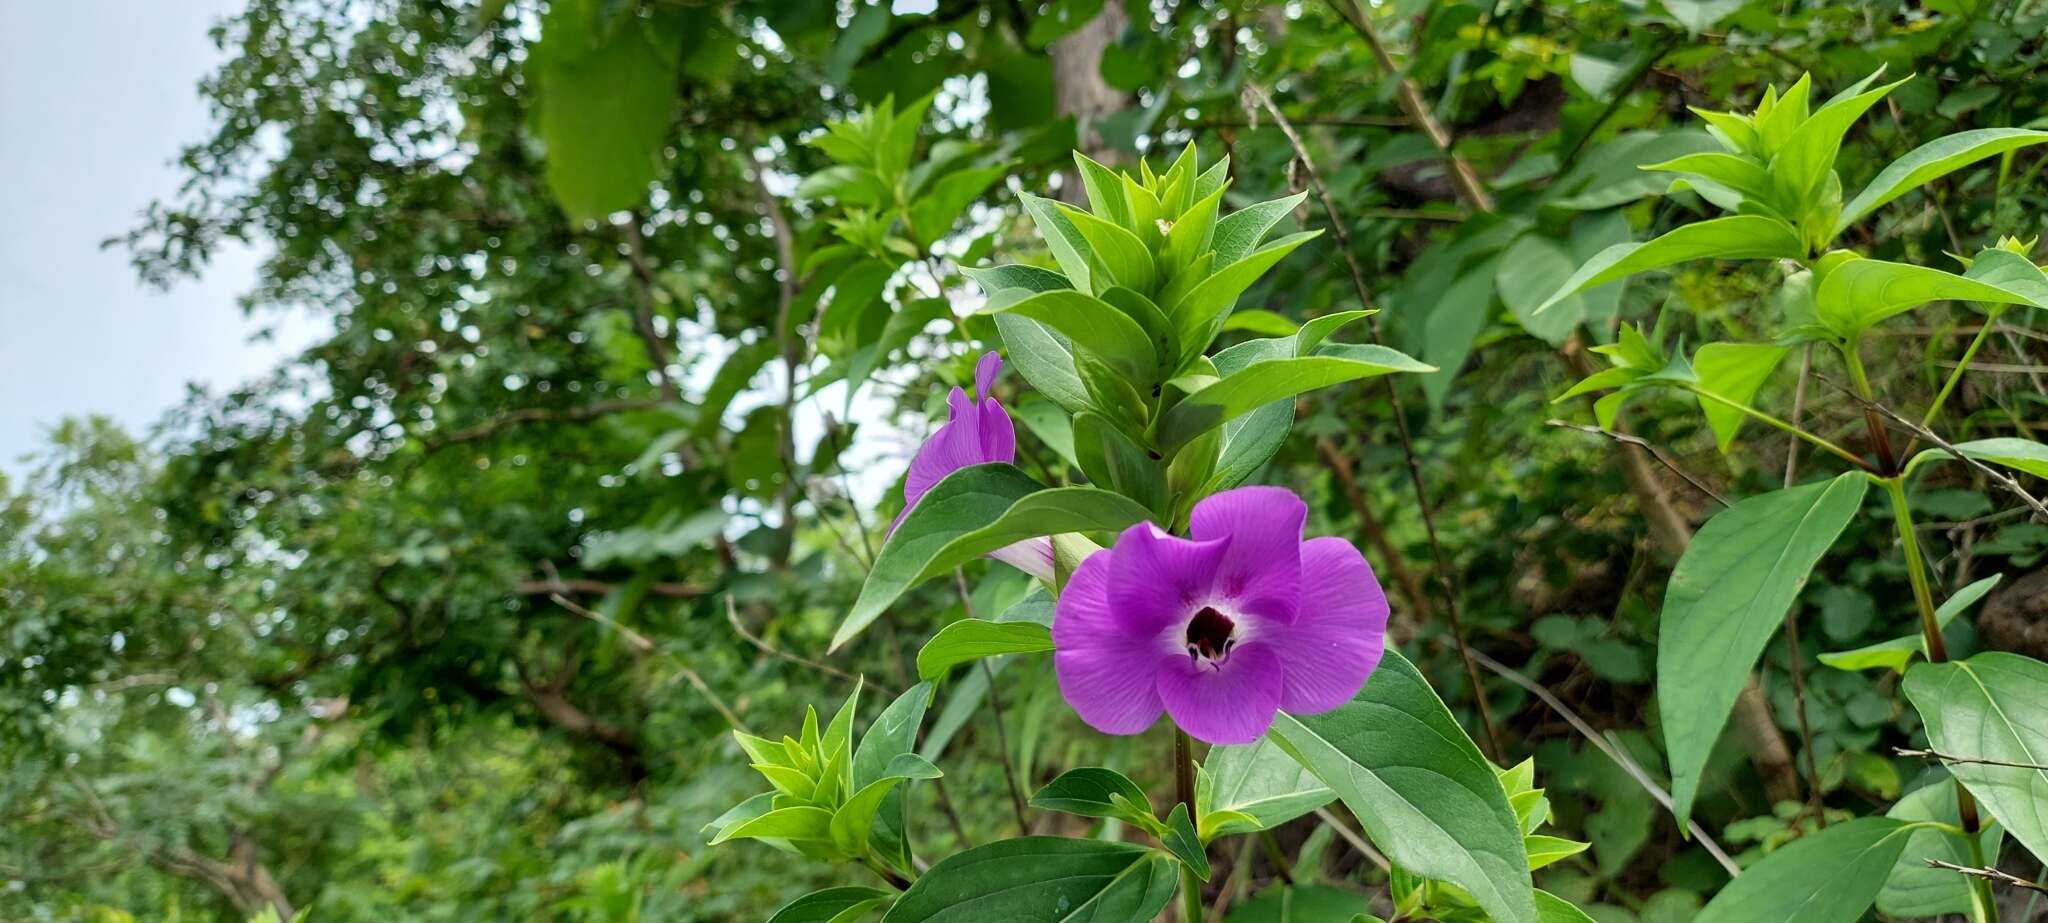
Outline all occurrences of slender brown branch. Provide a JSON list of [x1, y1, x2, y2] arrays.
[[1896, 747, 2048, 772], [725, 595, 876, 692], [1546, 420, 1730, 507], [1242, 79, 1502, 761], [1317, 436, 1433, 624], [1927, 859, 2048, 894], [518, 575, 706, 599], [618, 214, 679, 402], [1465, 647, 1744, 877], [1321, 0, 1496, 212], [752, 157, 806, 565], [1827, 376, 2048, 521]]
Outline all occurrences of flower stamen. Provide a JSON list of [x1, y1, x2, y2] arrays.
[[1184, 605, 1236, 668]]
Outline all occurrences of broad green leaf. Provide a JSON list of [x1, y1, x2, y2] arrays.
[[1814, 258, 2039, 335], [1199, 735, 1335, 840], [1020, 192, 1096, 291], [1695, 817, 1916, 923], [1641, 152, 1772, 201], [1270, 650, 1537, 923], [831, 776, 909, 855], [987, 289, 1159, 384], [1222, 309, 1299, 337], [1062, 206, 1158, 295], [1212, 192, 1308, 264], [995, 313, 1091, 417], [880, 837, 1179, 923], [1169, 231, 1321, 365], [769, 886, 894, 923], [1012, 399, 1080, 468], [709, 805, 835, 846], [1660, 473, 1868, 823], [1073, 151, 1131, 227], [1836, 128, 2048, 234], [855, 682, 936, 871], [965, 263, 1072, 296], [914, 619, 1053, 681], [833, 465, 1040, 650], [1158, 347, 1434, 453], [1963, 248, 2048, 306], [529, 1, 682, 221], [838, 473, 1151, 651], [1073, 412, 1168, 515], [1525, 835, 1590, 870], [1908, 437, 2048, 481], [1163, 803, 1211, 881], [1536, 216, 1804, 314], [1770, 75, 1908, 203], [1535, 890, 1599, 923], [1878, 782, 2006, 919], [1691, 342, 1789, 451], [1199, 313, 1376, 496], [1031, 767, 1159, 828], [1820, 575, 2000, 673], [1904, 653, 2048, 865], [1499, 235, 1587, 346], [909, 165, 1007, 245]]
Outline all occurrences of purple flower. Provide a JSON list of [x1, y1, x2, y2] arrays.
[[1052, 486, 1389, 745], [895, 351, 1053, 582]]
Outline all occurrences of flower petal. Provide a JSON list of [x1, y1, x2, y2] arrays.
[[1107, 523, 1229, 634], [1156, 642, 1285, 746], [1269, 536, 1388, 714], [974, 351, 1003, 399], [1054, 549, 1166, 735], [988, 537, 1055, 583], [1190, 486, 1305, 623], [978, 395, 1015, 464]]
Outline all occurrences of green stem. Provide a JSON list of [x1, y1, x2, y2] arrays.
[[1843, 344, 1899, 472], [1175, 728, 1203, 923], [1689, 387, 1875, 472], [1882, 477, 1998, 923], [1908, 306, 2008, 458]]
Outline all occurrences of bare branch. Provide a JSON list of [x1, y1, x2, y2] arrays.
[[1896, 747, 2048, 772], [1926, 859, 2048, 894], [725, 595, 876, 692], [1546, 420, 1731, 508]]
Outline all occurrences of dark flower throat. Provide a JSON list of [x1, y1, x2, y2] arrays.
[[1185, 606, 1237, 664]]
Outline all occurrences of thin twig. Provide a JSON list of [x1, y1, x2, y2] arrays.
[[665, 666, 748, 734], [1466, 647, 1743, 877], [1927, 860, 2048, 894], [1780, 344, 1824, 820], [1546, 420, 1730, 507], [1243, 79, 1503, 761], [1312, 807, 1391, 871], [725, 595, 878, 692], [1321, 0, 1496, 211], [955, 569, 1030, 835], [1896, 747, 2048, 772], [617, 214, 679, 403], [1825, 376, 2048, 521]]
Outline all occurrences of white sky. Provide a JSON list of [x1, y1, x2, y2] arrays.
[[0, 1, 324, 476]]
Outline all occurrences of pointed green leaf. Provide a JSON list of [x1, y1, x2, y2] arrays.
[[1661, 473, 1869, 824], [1642, 152, 1772, 200], [1169, 231, 1321, 364], [1199, 735, 1335, 840], [1695, 817, 1916, 923], [1535, 216, 1804, 314], [1163, 803, 1210, 881], [915, 619, 1054, 682], [1815, 258, 2039, 335], [1212, 192, 1307, 264], [1878, 782, 2006, 919], [1836, 128, 2048, 234], [1908, 437, 2048, 481], [987, 289, 1159, 384], [1691, 342, 1790, 451], [1524, 835, 1591, 870], [1020, 192, 1096, 291], [1904, 652, 2048, 865], [1158, 347, 1434, 453], [769, 886, 894, 923], [880, 837, 1179, 923], [1821, 575, 2000, 673], [1771, 75, 1909, 203], [1063, 205, 1158, 295], [1269, 650, 1537, 923], [710, 805, 835, 846], [1031, 767, 1160, 829]]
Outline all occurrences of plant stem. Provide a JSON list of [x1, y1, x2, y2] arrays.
[[1175, 728, 1203, 923], [1881, 476, 1998, 923], [1905, 305, 2008, 458], [1844, 344, 1900, 472], [1689, 387, 1875, 472]]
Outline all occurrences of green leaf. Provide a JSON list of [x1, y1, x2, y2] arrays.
[[1269, 650, 1537, 923], [1836, 128, 2048, 234], [1535, 890, 1599, 923], [1962, 248, 2048, 306], [837, 471, 1152, 651], [1031, 767, 1160, 829], [1878, 783, 2006, 919], [1073, 412, 1168, 514], [1222, 310, 1298, 338], [1904, 652, 2048, 865], [1163, 803, 1211, 881], [709, 805, 835, 846], [1909, 437, 2048, 480], [986, 289, 1159, 384], [529, 0, 681, 221], [1499, 235, 1588, 346], [832, 776, 909, 855], [1820, 574, 2000, 673], [1536, 216, 1804, 314], [1168, 231, 1321, 365], [1815, 258, 2040, 335], [880, 837, 1179, 923], [855, 682, 936, 870], [1524, 835, 1590, 870], [1770, 75, 1908, 204], [1199, 735, 1335, 840], [1158, 347, 1434, 453], [910, 165, 1007, 245], [1691, 342, 1789, 451], [1695, 817, 1916, 923], [1660, 473, 1869, 824], [1212, 192, 1308, 264], [1020, 192, 1097, 291], [1224, 885, 1375, 923], [915, 619, 1054, 682], [1062, 206, 1158, 295], [1641, 152, 1772, 201], [769, 887, 895, 923]]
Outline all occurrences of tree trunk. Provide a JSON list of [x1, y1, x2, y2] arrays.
[[1049, 0, 1130, 202]]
